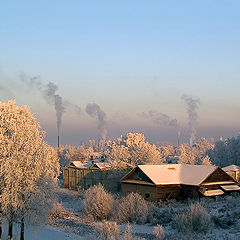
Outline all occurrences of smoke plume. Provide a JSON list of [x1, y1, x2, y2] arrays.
[[44, 82, 65, 135], [20, 75, 67, 135], [182, 94, 200, 146], [85, 103, 107, 141], [141, 110, 181, 145], [141, 110, 177, 127]]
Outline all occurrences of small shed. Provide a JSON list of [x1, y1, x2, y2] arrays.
[[63, 161, 98, 190], [222, 165, 240, 182], [121, 164, 240, 201], [63, 157, 119, 190]]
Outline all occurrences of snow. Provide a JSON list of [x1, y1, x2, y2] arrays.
[[68, 158, 111, 169], [69, 161, 88, 169], [136, 164, 218, 185], [120, 224, 154, 234], [93, 162, 112, 169], [24, 226, 87, 240], [222, 164, 240, 172], [202, 189, 224, 196], [1, 223, 88, 240], [221, 184, 240, 191]]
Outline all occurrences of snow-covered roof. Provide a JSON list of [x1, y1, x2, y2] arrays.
[[67, 158, 111, 169], [203, 189, 224, 196], [69, 161, 89, 169], [93, 162, 112, 169], [127, 164, 219, 186], [221, 184, 240, 191], [222, 165, 240, 172]]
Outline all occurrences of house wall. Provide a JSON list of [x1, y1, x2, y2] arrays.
[[127, 167, 153, 183], [203, 168, 233, 183], [121, 182, 156, 201], [64, 167, 129, 192], [180, 185, 200, 199], [225, 170, 239, 182], [156, 184, 181, 201], [63, 168, 69, 188], [79, 169, 129, 192], [63, 167, 98, 190]]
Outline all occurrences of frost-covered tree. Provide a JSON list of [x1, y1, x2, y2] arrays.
[[201, 155, 212, 165], [105, 133, 164, 167], [178, 143, 196, 164], [0, 100, 59, 240], [158, 144, 176, 158], [122, 133, 164, 165], [207, 136, 240, 167], [105, 142, 131, 169], [59, 143, 97, 166], [178, 138, 214, 165]]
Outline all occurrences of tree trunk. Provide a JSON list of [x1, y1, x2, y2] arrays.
[[20, 217, 24, 240], [0, 221, 2, 240], [8, 220, 13, 240]]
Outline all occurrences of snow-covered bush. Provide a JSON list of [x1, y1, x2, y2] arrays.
[[93, 221, 120, 240], [117, 192, 148, 224], [49, 203, 73, 223], [153, 225, 165, 240], [147, 205, 174, 225], [174, 203, 211, 233], [83, 184, 114, 221]]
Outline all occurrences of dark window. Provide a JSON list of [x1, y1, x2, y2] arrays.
[[145, 193, 150, 199], [71, 170, 76, 177]]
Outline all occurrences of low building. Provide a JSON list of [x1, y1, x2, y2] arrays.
[[121, 164, 240, 201], [63, 160, 99, 190], [63, 157, 128, 191], [222, 165, 240, 182]]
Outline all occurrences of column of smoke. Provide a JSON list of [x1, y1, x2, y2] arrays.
[[141, 110, 180, 146], [45, 82, 65, 148], [181, 94, 200, 147], [21, 76, 66, 148], [21, 75, 83, 147], [85, 103, 107, 151]]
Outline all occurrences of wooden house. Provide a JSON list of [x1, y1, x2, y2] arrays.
[[222, 165, 240, 182], [63, 161, 98, 190], [121, 164, 240, 201], [63, 158, 115, 190]]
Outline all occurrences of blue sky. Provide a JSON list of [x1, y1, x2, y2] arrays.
[[1, 0, 240, 146]]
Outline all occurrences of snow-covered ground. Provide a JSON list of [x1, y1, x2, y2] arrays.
[[0, 219, 90, 240], [4, 188, 240, 240], [54, 189, 240, 240]]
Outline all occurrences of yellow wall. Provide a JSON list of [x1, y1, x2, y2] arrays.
[[121, 183, 156, 201]]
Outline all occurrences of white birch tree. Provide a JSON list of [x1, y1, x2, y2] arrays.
[[0, 100, 59, 240]]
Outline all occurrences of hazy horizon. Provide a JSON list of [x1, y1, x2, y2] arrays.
[[1, 1, 240, 146]]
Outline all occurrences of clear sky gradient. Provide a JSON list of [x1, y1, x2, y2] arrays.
[[1, 0, 240, 146]]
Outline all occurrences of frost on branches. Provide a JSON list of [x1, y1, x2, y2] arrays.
[[0, 100, 60, 239], [105, 133, 164, 168]]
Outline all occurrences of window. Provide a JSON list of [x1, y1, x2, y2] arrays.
[[71, 170, 76, 177], [145, 193, 150, 199]]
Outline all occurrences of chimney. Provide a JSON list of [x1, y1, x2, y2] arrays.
[[57, 135, 60, 149]]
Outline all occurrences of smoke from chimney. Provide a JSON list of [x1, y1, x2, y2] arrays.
[[20, 75, 82, 147], [141, 110, 181, 145], [141, 110, 177, 127], [85, 103, 107, 142], [181, 94, 200, 146], [44, 82, 65, 137]]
